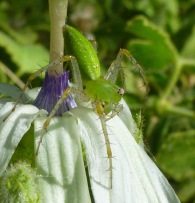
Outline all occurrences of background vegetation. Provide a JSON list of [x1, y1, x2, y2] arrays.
[[0, 0, 195, 202]]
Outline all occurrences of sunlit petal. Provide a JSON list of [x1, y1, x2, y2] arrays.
[[34, 115, 91, 203], [0, 102, 44, 175], [71, 107, 180, 203]]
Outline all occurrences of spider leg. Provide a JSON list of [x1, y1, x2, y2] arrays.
[[104, 50, 125, 86], [95, 101, 113, 189], [120, 49, 149, 98], [104, 48, 149, 100], [3, 59, 63, 122], [34, 86, 89, 160], [105, 103, 124, 122], [62, 55, 83, 92]]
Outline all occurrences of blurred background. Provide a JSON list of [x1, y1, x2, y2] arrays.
[[0, 0, 195, 202]]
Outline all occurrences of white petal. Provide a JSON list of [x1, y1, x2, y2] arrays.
[[34, 106, 180, 203], [71, 107, 180, 203], [118, 99, 137, 135], [0, 102, 42, 175], [71, 108, 112, 201], [34, 116, 91, 203], [118, 99, 144, 146], [108, 116, 180, 203], [25, 87, 40, 101]]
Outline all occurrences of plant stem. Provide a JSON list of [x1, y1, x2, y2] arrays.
[[161, 59, 182, 100], [168, 130, 195, 137], [155, 98, 195, 119], [0, 62, 26, 89], [48, 0, 68, 76], [166, 104, 195, 119], [181, 58, 195, 67]]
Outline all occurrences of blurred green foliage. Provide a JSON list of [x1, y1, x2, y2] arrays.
[[0, 0, 195, 202]]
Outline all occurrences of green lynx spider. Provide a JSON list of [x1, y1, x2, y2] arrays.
[[7, 25, 149, 189]]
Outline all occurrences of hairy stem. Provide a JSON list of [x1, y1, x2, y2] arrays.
[[48, 0, 68, 76]]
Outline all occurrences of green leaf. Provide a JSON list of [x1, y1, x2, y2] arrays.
[[125, 16, 178, 70], [156, 131, 195, 181], [0, 31, 49, 75], [123, 0, 180, 32], [181, 27, 195, 60], [0, 83, 23, 101], [0, 18, 38, 44], [177, 179, 195, 202], [0, 83, 40, 105]]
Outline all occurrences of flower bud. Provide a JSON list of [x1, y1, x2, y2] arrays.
[[0, 162, 40, 203]]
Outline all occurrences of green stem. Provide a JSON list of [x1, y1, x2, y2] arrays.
[[161, 59, 182, 100], [166, 104, 195, 119], [48, 0, 68, 76], [0, 61, 26, 89], [157, 56, 195, 118], [168, 130, 195, 137], [156, 99, 195, 119], [181, 58, 195, 67]]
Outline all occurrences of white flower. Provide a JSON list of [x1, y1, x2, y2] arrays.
[[0, 82, 180, 203]]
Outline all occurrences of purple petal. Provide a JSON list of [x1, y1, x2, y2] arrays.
[[34, 71, 77, 116]]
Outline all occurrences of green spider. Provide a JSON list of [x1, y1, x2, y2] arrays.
[[5, 25, 148, 189], [34, 25, 148, 188]]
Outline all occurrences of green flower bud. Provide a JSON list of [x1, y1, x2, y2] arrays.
[[0, 162, 40, 203]]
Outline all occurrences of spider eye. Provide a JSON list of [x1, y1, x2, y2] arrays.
[[118, 88, 125, 96]]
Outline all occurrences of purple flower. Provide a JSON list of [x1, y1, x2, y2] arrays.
[[34, 71, 77, 116]]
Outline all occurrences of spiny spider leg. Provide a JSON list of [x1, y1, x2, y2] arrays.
[[121, 49, 149, 142], [62, 55, 83, 92], [94, 101, 113, 189], [102, 48, 150, 188], [121, 49, 149, 99], [104, 49, 125, 85], [35, 85, 89, 158], [104, 48, 149, 100], [3, 59, 63, 122], [105, 103, 124, 122], [34, 56, 88, 158]]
